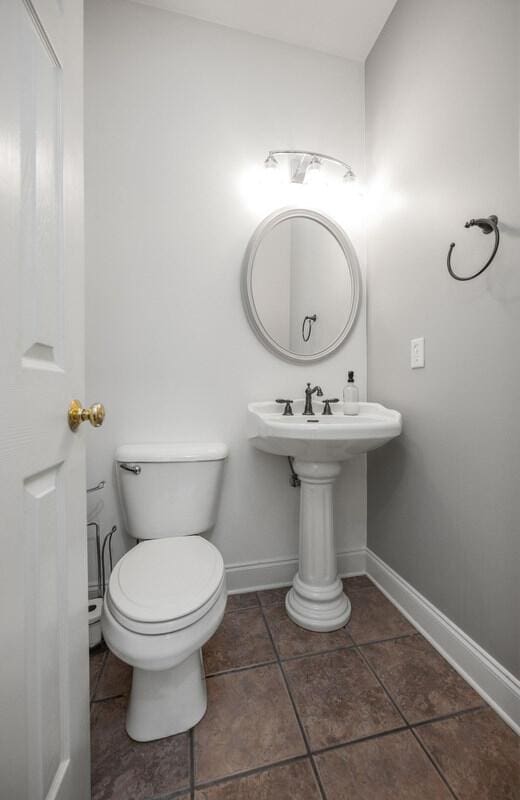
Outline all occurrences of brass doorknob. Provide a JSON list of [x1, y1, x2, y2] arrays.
[[68, 399, 106, 431]]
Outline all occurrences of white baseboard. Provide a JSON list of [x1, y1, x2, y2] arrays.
[[366, 548, 520, 734], [225, 548, 367, 593], [89, 548, 366, 597]]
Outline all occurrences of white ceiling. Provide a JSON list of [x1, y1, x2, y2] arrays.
[[131, 0, 397, 61]]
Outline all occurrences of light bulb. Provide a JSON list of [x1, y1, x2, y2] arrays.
[[264, 153, 279, 170], [305, 156, 325, 187]]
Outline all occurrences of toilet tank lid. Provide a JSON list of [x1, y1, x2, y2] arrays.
[[115, 442, 228, 463]]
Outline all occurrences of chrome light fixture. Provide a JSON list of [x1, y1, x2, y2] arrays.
[[264, 150, 356, 185]]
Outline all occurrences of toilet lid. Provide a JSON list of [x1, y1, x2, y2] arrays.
[[108, 537, 224, 629]]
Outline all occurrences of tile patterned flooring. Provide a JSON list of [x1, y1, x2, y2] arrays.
[[90, 578, 519, 800]]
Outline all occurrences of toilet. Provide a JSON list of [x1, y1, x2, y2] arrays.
[[101, 442, 228, 742]]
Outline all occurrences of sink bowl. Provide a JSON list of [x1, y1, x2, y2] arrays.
[[247, 398, 402, 633], [248, 400, 402, 462]]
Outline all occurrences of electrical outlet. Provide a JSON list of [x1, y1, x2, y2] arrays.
[[411, 337, 425, 369]]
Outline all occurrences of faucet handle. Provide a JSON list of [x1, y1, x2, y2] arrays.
[[276, 399, 294, 416], [322, 398, 339, 415]]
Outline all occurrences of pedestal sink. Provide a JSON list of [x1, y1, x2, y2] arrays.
[[248, 400, 402, 632]]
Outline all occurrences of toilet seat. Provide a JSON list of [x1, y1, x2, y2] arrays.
[[108, 536, 225, 635]]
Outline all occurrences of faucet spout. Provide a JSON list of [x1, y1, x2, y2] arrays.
[[303, 383, 323, 415]]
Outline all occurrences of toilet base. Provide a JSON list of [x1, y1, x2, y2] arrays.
[[126, 649, 207, 741]]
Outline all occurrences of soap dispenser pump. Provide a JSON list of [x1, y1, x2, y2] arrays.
[[343, 370, 360, 416]]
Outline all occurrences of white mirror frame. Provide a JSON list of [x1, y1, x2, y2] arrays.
[[242, 208, 362, 363]]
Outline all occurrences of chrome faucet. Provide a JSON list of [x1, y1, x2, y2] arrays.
[[303, 383, 323, 415]]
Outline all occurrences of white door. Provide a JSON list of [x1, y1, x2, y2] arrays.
[[0, 1, 93, 798]]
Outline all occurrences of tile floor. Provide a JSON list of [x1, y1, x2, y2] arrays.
[[90, 577, 519, 800]]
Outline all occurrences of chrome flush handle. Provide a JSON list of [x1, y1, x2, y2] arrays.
[[119, 462, 141, 475]]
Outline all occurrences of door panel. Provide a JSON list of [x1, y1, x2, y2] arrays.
[[20, 7, 63, 368], [24, 464, 66, 800], [0, 1, 89, 798]]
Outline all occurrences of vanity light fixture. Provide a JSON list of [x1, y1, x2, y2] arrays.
[[263, 150, 356, 186]]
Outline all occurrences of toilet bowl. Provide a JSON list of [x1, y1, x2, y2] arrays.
[[102, 442, 228, 742]]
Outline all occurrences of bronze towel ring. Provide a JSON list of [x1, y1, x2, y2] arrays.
[[447, 215, 500, 281], [302, 314, 317, 342]]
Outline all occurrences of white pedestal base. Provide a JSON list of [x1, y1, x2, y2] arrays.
[[126, 649, 207, 742], [286, 460, 351, 632]]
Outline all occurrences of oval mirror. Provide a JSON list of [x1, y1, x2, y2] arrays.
[[242, 208, 361, 363]]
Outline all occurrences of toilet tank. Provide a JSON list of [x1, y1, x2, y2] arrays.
[[115, 443, 228, 540]]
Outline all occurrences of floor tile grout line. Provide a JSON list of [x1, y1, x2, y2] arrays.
[[312, 706, 484, 756], [257, 601, 329, 800], [356, 645, 488, 730], [356, 646, 416, 727], [91, 690, 129, 704], [411, 704, 487, 729], [409, 726, 460, 800], [355, 645, 459, 800], [350, 630, 420, 648], [205, 633, 426, 679], [192, 754, 315, 793], [310, 723, 410, 757], [249, 608, 420, 660], [275, 638, 409, 759], [304, 707, 488, 759], [90, 647, 108, 703], [279, 642, 355, 663], [224, 602, 261, 615], [205, 657, 279, 679]]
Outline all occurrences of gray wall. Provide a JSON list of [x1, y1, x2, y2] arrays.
[[366, 0, 520, 678]]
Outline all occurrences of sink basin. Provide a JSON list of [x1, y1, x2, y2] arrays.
[[248, 398, 402, 633], [248, 400, 402, 462]]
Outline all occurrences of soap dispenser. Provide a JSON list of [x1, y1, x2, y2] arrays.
[[343, 371, 359, 415]]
